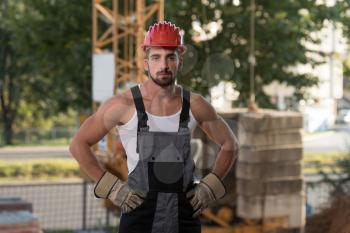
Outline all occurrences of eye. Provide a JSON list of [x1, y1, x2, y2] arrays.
[[151, 56, 159, 61], [168, 55, 177, 61]]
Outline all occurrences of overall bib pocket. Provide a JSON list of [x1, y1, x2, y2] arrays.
[[148, 161, 184, 193]]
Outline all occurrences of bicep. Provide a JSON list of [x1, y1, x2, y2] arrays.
[[191, 94, 236, 150], [73, 97, 126, 146], [200, 117, 236, 150], [73, 113, 110, 146]]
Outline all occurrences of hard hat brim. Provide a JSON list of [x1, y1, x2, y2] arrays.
[[141, 45, 187, 55]]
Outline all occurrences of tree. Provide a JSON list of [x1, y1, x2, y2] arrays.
[[0, 0, 31, 144], [319, 154, 350, 197], [338, 0, 350, 40], [12, 0, 92, 115], [0, 0, 92, 144], [338, 0, 350, 91], [166, 0, 343, 108]]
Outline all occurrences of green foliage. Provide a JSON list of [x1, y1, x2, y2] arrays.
[[303, 151, 345, 174], [10, 0, 92, 114], [0, 0, 91, 144], [15, 101, 77, 129], [318, 153, 350, 197], [0, 159, 80, 180], [1, 0, 350, 145], [338, 0, 350, 39], [344, 59, 350, 90], [0, 0, 32, 144], [166, 0, 345, 108]]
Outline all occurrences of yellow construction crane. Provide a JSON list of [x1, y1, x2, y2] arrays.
[[92, 0, 164, 92]]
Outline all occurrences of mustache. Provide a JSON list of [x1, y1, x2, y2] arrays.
[[157, 69, 172, 75]]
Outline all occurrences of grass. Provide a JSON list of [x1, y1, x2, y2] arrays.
[[0, 148, 348, 180], [0, 159, 81, 182], [303, 151, 349, 174], [304, 151, 347, 163]]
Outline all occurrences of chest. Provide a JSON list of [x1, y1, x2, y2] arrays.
[[143, 96, 183, 116], [119, 96, 184, 126]]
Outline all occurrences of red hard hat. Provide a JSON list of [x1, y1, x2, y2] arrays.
[[142, 21, 186, 54]]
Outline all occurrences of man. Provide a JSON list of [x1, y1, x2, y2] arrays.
[[69, 21, 239, 233]]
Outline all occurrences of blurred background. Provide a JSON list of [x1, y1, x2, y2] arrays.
[[1, 0, 350, 232]]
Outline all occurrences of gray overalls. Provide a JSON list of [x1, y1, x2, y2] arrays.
[[118, 86, 201, 233]]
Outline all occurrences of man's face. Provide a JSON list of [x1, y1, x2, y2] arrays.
[[144, 47, 181, 87]]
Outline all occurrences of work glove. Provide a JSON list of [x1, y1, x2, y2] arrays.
[[186, 173, 226, 217], [94, 171, 146, 213]]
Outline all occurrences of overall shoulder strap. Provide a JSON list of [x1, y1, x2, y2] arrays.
[[179, 87, 190, 129], [130, 85, 148, 131]]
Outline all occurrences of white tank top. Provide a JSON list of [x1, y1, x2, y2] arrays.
[[116, 88, 198, 174]]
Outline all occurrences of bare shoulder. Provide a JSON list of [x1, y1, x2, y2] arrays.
[[72, 89, 135, 146], [189, 91, 219, 124], [96, 90, 132, 113], [95, 89, 135, 128]]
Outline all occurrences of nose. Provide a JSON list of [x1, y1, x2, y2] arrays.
[[159, 57, 169, 70]]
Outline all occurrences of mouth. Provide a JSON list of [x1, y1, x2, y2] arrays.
[[158, 72, 171, 75]]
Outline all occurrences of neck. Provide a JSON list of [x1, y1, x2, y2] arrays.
[[142, 80, 178, 99]]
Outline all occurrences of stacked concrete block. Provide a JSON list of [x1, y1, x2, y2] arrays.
[[0, 212, 42, 233], [0, 198, 42, 233], [236, 110, 305, 229]]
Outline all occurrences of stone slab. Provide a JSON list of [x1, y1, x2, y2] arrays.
[[236, 177, 303, 195], [238, 128, 302, 147], [236, 161, 302, 179], [238, 144, 303, 163], [0, 198, 32, 213], [238, 110, 303, 132], [0, 211, 41, 233], [237, 193, 305, 228]]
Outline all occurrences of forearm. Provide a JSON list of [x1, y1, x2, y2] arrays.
[[69, 140, 104, 182], [211, 145, 238, 180]]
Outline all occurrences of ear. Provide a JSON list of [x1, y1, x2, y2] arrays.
[[144, 59, 149, 71], [178, 57, 183, 70]]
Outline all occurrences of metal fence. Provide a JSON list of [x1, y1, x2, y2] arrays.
[[0, 180, 118, 232], [304, 174, 334, 216], [0, 175, 337, 232]]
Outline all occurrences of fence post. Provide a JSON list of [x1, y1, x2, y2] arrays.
[[82, 180, 87, 230], [106, 208, 110, 230], [51, 128, 56, 141]]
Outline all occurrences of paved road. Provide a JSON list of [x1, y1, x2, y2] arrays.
[[1, 124, 350, 160], [0, 146, 71, 160], [303, 124, 350, 154]]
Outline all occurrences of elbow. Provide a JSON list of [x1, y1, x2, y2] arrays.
[[222, 137, 240, 159], [69, 136, 93, 161], [69, 138, 77, 159], [232, 136, 240, 157], [69, 137, 82, 160]]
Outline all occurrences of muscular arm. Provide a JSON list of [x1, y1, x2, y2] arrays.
[[191, 94, 239, 180], [69, 94, 131, 182]]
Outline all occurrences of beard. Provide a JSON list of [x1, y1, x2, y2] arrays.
[[149, 70, 176, 87]]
